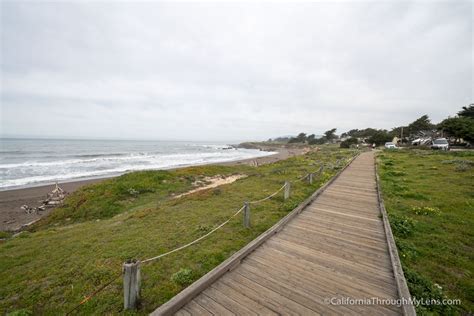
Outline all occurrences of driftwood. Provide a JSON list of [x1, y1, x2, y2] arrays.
[[22, 183, 67, 214]]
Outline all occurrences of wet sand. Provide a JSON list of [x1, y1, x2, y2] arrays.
[[0, 148, 305, 231]]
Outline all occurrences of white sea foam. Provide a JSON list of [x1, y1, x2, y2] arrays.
[[0, 140, 274, 190]]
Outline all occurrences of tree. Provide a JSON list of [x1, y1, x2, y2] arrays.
[[341, 128, 378, 139], [458, 104, 474, 118], [440, 116, 474, 143], [408, 115, 434, 134], [390, 126, 408, 138], [307, 134, 316, 143], [368, 130, 392, 146], [340, 137, 358, 148], [288, 132, 307, 143], [324, 128, 337, 141]]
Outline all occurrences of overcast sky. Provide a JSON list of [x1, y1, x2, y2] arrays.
[[1, 1, 472, 141]]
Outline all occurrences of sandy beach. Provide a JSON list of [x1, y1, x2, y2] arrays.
[[0, 147, 306, 231]]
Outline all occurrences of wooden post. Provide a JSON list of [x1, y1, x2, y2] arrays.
[[243, 202, 250, 228], [123, 259, 141, 310], [319, 166, 324, 176], [284, 181, 291, 200], [308, 173, 313, 184]]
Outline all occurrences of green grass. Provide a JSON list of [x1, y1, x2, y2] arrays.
[[377, 149, 474, 315], [0, 147, 355, 315]]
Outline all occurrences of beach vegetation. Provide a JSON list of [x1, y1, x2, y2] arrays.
[[378, 149, 474, 314]]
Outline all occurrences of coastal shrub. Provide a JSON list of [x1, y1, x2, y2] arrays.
[[395, 239, 419, 261], [399, 192, 429, 201], [0, 231, 12, 239], [196, 224, 211, 233], [412, 206, 440, 216], [127, 187, 140, 197], [33, 169, 197, 227], [171, 268, 194, 286], [6, 309, 32, 316], [390, 214, 416, 238], [455, 162, 472, 172], [441, 159, 474, 165], [340, 137, 358, 148], [404, 268, 453, 315], [379, 150, 474, 313], [386, 170, 406, 177]]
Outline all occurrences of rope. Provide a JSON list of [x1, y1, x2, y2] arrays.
[[296, 173, 309, 181], [141, 205, 245, 264], [295, 165, 324, 183], [65, 204, 245, 313], [248, 183, 287, 205], [65, 273, 121, 315]]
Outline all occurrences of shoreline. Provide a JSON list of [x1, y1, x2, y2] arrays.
[[0, 147, 305, 231]]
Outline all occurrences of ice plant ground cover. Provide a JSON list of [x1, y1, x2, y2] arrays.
[[378, 149, 474, 315]]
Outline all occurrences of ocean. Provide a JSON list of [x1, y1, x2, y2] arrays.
[[0, 139, 274, 190]]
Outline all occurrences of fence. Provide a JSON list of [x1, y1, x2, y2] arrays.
[[67, 157, 348, 313]]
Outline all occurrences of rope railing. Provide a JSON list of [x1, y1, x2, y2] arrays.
[[141, 205, 245, 264], [248, 183, 287, 204], [66, 205, 247, 314], [67, 155, 353, 312]]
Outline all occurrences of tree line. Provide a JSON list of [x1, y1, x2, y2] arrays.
[[285, 104, 473, 147]]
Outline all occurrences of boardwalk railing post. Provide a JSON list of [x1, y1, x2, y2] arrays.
[[243, 202, 250, 228], [123, 259, 141, 310], [284, 181, 291, 200], [308, 173, 313, 185]]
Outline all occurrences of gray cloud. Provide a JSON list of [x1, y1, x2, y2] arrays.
[[1, 1, 472, 141]]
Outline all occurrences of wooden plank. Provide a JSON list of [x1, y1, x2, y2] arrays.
[[247, 250, 400, 316], [194, 293, 235, 315], [243, 255, 364, 315], [318, 192, 379, 206], [294, 214, 386, 237], [260, 241, 394, 289], [250, 247, 401, 314], [267, 238, 395, 281], [287, 221, 388, 248], [210, 282, 278, 315], [301, 206, 381, 225], [306, 207, 380, 223], [324, 187, 378, 198], [299, 209, 381, 229], [308, 200, 381, 217], [175, 309, 191, 316], [203, 286, 258, 315], [223, 272, 315, 315], [235, 265, 328, 315], [280, 224, 389, 257], [330, 183, 377, 193], [183, 300, 212, 315]]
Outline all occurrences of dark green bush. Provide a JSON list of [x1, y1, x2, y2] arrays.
[[171, 268, 194, 286]]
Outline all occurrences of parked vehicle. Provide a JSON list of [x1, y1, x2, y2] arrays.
[[431, 138, 449, 151], [384, 142, 397, 149]]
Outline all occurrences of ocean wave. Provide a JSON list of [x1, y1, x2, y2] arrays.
[[0, 148, 275, 189]]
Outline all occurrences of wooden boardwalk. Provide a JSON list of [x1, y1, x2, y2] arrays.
[[153, 152, 410, 315]]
